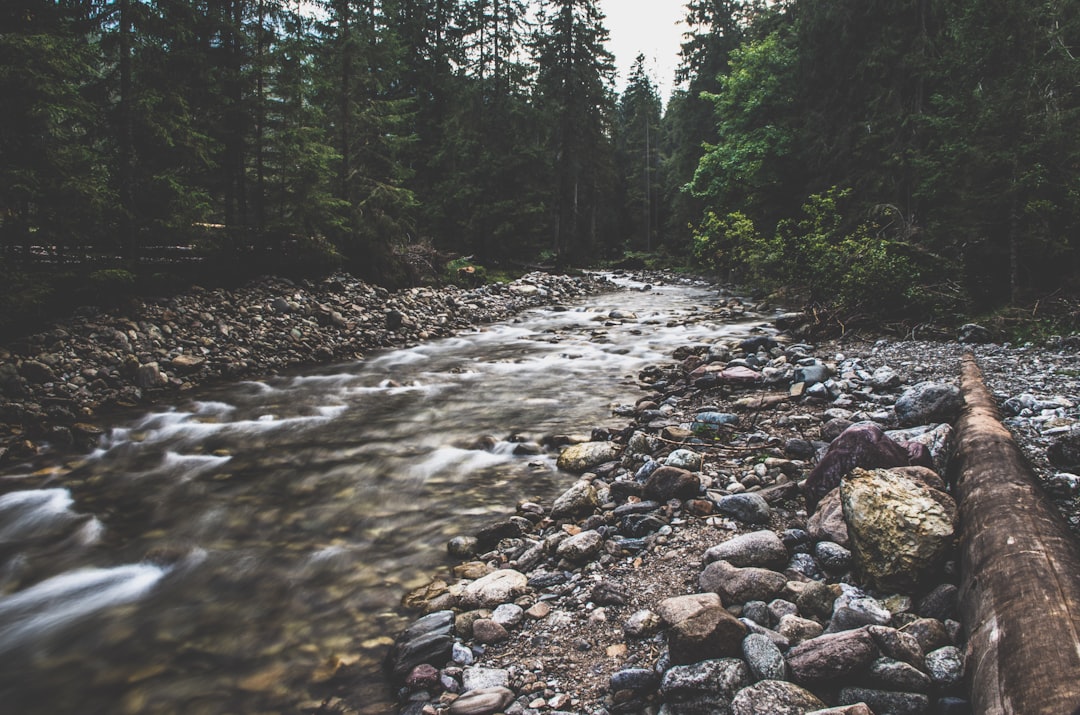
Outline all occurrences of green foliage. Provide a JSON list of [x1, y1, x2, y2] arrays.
[[691, 210, 761, 279], [444, 257, 488, 287]]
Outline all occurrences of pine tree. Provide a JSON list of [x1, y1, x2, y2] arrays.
[[532, 0, 616, 265], [615, 54, 662, 252]]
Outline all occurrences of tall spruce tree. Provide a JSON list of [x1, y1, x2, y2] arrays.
[[615, 54, 662, 252], [532, 0, 616, 265]]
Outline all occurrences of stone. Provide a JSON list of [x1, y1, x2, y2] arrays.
[[657, 592, 748, 664], [802, 423, 928, 512], [916, 583, 958, 621], [451, 642, 475, 666], [837, 688, 930, 715], [19, 360, 58, 384], [448, 686, 516, 715], [610, 668, 660, 694], [556, 529, 603, 563], [957, 323, 992, 343], [795, 580, 838, 621], [389, 610, 455, 680], [794, 363, 831, 387], [405, 663, 441, 691], [841, 468, 957, 591], [458, 570, 528, 609], [777, 614, 824, 646], [821, 417, 855, 442], [807, 707, 875, 715], [448, 535, 479, 559], [170, 354, 205, 371], [557, 441, 620, 473], [786, 553, 826, 581], [807, 488, 850, 546], [699, 561, 787, 605], [135, 361, 168, 389], [814, 541, 852, 573], [661, 658, 751, 705], [461, 666, 511, 692], [703, 530, 789, 569], [645, 466, 702, 501], [829, 590, 891, 631], [887, 424, 953, 472], [1048, 430, 1080, 471], [731, 680, 826, 715], [741, 634, 788, 681], [740, 335, 778, 353], [591, 581, 629, 606], [550, 480, 599, 519], [868, 657, 933, 692], [665, 448, 705, 471], [786, 628, 879, 684], [491, 603, 524, 629], [474, 520, 523, 549], [715, 493, 772, 524], [894, 382, 964, 427], [693, 412, 740, 433], [624, 609, 663, 638], [903, 618, 951, 653], [867, 626, 925, 668], [925, 646, 964, 687], [870, 366, 902, 390]]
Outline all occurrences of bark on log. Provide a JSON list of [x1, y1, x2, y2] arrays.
[[952, 354, 1080, 715]]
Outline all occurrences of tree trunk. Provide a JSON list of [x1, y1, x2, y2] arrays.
[[951, 354, 1080, 715]]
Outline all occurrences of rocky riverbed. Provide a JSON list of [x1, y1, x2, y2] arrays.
[[0, 271, 613, 465], [2, 270, 1079, 715], [387, 303, 1080, 715]]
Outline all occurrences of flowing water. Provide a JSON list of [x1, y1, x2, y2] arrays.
[[0, 276, 768, 714]]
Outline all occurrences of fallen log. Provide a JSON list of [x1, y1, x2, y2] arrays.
[[951, 353, 1080, 715]]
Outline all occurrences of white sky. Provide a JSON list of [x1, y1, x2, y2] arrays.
[[598, 0, 688, 102]]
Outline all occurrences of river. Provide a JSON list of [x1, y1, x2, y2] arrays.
[[0, 275, 768, 714]]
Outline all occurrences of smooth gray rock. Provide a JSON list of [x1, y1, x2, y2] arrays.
[[894, 382, 963, 427], [715, 493, 772, 524], [741, 633, 788, 681], [704, 530, 789, 569], [448, 686, 516, 715], [461, 666, 511, 692]]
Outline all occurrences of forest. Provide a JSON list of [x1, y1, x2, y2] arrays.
[[2, 0, 1080, 334]]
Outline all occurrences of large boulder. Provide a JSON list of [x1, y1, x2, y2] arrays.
[[841, 468, 957, 591], [802, 423, 931, 513], [556, 441, 620, 472]]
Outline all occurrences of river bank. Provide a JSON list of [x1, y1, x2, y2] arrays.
[[0, 271, 614, 466], [385, 305, 1080, 715], [1, 271, 1079, 714]]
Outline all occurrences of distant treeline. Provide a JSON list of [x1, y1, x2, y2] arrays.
[[3, 0, 1080, 323]]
